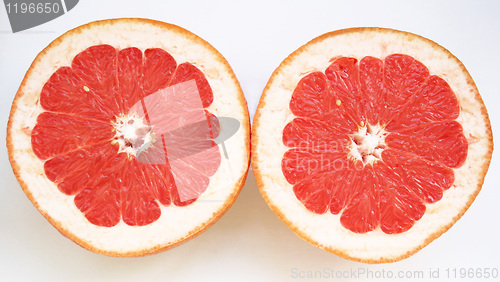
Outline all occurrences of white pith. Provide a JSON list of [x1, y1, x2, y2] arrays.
[[349, 123, 387, 165], [112, 113, 156, 157], [8, 20, 250, 255], [253, 29, 492, 262]]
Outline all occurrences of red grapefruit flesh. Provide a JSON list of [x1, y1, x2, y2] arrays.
[[7, 19, 250, 256], [34, 45, 221, 227], [252, 28, 493, 263], [283, 54, 467, 234]]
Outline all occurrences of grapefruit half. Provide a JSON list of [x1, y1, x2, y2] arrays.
[[252, 27, 493, 263], [7, 18, 250, 256]]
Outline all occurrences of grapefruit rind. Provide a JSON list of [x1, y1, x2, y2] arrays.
[[252, 27, 493, 263], [7, 18, 250, 256]]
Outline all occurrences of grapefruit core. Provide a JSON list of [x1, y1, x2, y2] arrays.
[[252, 28, 493, 263], [7, 19, 250, 256]]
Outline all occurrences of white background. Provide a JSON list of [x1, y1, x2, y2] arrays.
[[1, 0, 499, 281]]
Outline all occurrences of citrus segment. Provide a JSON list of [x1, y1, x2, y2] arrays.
[[72, 45, 121, 116], [40, 67, 112, 120], [73, 156, 123, 227], [119, 159, 162, 226], [292, 173, 336, 214], [358, 56, 384, 125], [43, 143, 118, 195], [290, 72, 358, 133], [117, 47, 145, 111], [169, 63, 214, 108], [282, 149, 347, 185], [282, 118, 351, 151], [339, 166, 379, 233], [381, 54, 429, 122], [32, 112, 114, 160], [325, 57, 364, 125], [386, 121, 468, 168], [380, 149, 455, 204], [385, 75, 460, 132], [376, 160, 426, 234], [252, 27, 493, 263], [142, 48, 176, 96]]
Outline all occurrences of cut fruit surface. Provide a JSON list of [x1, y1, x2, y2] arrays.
[[283, 54, 467, 234], [7, 19, 250, 256], [252, 28, 493, 263]]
